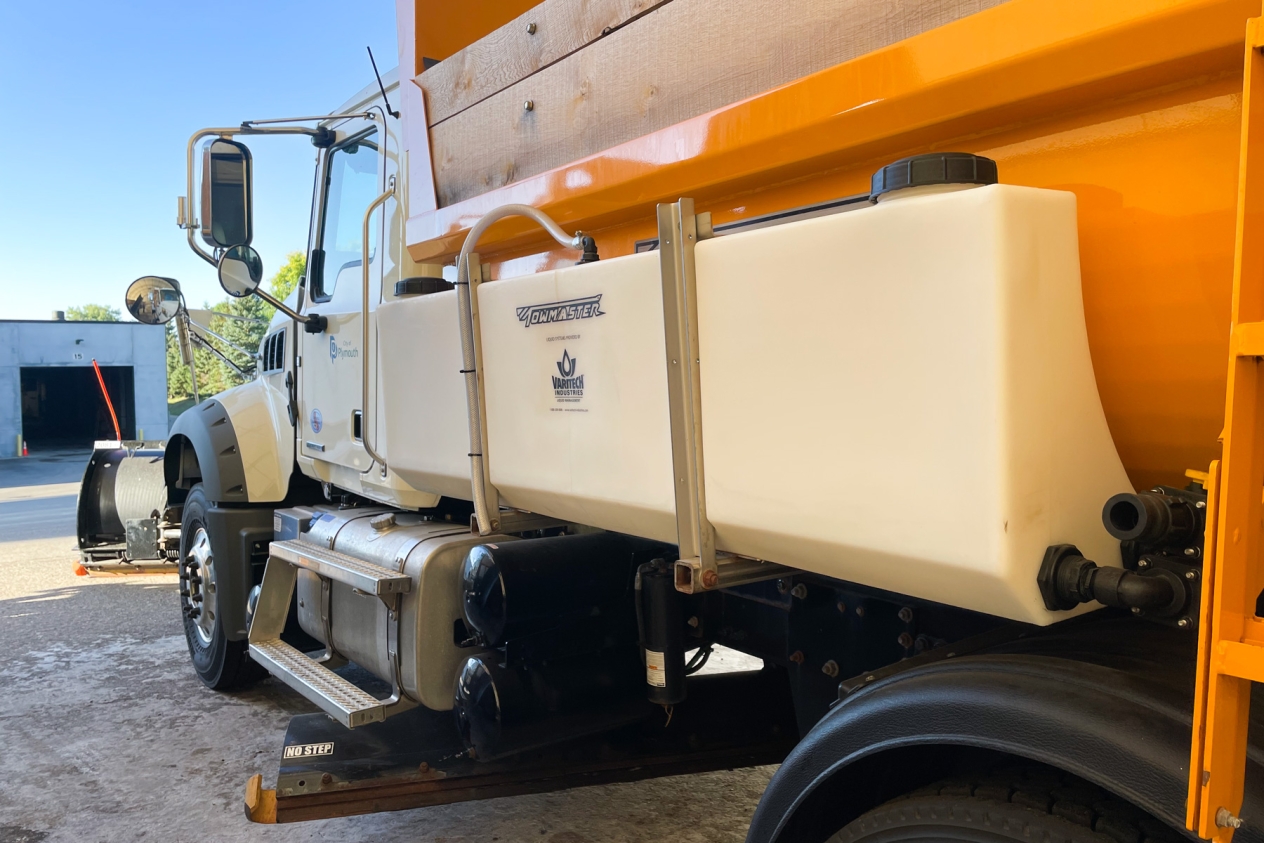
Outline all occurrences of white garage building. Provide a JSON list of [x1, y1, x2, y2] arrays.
[[0, 317, 168, 458]]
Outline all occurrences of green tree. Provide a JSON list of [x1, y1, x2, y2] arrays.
[[166, 252, 306, 402], [166, 322, 192, 398], [270, 252, 305, 302], [66, 304, 121, 322]]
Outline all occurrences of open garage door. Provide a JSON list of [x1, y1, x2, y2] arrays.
[[20, 365, 135, 448]]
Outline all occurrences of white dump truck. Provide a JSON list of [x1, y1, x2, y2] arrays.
[[89, 0, 1264, 839]]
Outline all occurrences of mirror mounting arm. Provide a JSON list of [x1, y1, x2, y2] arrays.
[[252, 287, 305, 323], [182, 119, 369, 264], [251, 285, 324, 333]]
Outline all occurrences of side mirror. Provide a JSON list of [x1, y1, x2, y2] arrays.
[[200, 138, 253, 249], [124, 276, 183, 325], [218, 245, 264, 298]]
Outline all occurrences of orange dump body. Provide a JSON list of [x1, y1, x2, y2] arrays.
[[398, 0, 1261, 492]]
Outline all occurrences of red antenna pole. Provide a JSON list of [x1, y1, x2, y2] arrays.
[[92, 359, 122, 441]]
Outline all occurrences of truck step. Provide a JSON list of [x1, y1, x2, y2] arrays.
[[270, 538, 410, 596], [249, 638, 386, 728]]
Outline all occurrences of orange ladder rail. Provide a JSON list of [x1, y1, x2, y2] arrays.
[[1188, 16, 1264, 841]]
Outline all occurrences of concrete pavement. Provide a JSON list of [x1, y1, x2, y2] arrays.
[[0, 450, 775, 843]]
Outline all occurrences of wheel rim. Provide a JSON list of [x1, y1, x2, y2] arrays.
[[184, 526, 218, 645]]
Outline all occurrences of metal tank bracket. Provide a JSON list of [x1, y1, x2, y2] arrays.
[[656, 199, 788, 594]]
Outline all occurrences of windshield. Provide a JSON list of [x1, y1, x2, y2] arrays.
[[312, 131, 379, 301]]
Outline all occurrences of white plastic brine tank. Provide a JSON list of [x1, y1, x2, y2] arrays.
[[473, 153, 1132, 625]]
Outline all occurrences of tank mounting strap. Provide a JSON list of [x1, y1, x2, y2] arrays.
[[657, 199, 717, 591], [1188, 18, 1264, 842], [658, 199, 786, 594]]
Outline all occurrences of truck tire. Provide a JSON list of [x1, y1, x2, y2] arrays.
[[829, 768, 1183, 843], [179, 484, 260, 690]]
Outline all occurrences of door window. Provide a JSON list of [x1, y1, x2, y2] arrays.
[[311, 131, 379, 301]]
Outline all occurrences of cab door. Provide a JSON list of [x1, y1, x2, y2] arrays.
[[297, 115, 383, 475]]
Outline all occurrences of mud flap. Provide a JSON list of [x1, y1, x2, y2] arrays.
[[245, 668, 797, 823], [76, 440, 175, 572]]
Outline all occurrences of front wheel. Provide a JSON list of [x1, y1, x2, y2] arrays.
[[179, 484, 259, 690], [831, 768, 1183, 843]]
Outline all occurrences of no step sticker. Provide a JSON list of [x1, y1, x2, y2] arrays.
[[282, 742, 334, 759]]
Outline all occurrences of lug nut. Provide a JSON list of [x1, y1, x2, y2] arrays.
[[701, 570, 719, 589], [191, 594, 203, 603], [1186, 569, 1199, 580], [821, 660, 840, 677], [789, 650, 805, 664], [898, 607, 913, 623], [790, 583, 807, 600], [321, 773, 333, 785]]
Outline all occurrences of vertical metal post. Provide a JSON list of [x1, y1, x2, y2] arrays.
[[657, 199, 716, 590], [466, 253, 500, 528], [1188, 18, 1264, 842]]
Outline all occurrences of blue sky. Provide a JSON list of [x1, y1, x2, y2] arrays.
[[0, 1, 397, 320]]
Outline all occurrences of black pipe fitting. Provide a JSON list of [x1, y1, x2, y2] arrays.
[[575, 235, 600, 264], [1102, 492, 1197, 547], [1038, 544, 1184, 617]]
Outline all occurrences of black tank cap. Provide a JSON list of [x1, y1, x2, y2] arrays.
[[870, 152, 998, 201]]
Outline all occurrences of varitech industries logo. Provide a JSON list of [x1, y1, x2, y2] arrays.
[[329, 336, 359, 362], [516, 294, 604, 328], [552, 350, 583, 402]]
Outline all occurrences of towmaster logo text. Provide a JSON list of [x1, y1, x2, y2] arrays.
[[516, 294, 604, 328], [552, 350, 583, 402], [329, 337, 359, 362]]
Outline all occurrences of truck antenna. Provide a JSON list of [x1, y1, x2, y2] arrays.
[[367, 47, 399, 119]]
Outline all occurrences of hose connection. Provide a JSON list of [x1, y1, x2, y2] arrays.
[[1037, 486, 1207, 626]]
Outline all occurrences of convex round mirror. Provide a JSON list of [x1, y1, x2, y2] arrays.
[[218, 244, 263, 298], [124, 276, 182, 325]]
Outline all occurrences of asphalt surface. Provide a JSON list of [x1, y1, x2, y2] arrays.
[[0, 449, 775, 843]]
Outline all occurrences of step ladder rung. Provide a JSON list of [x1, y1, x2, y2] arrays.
[[249, 638, 385, 728], [270, 538, 410, 596]]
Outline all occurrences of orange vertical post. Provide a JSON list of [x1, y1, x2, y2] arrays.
[[1189, 17, 1264, 841]]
